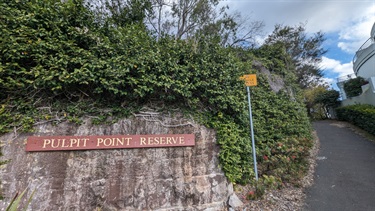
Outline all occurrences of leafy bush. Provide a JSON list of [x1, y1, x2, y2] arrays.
[[314, 89, 340, 108], [0, 0, 248, 132], [251, 81, 312, 185], [344, 77, 367, 98], [336, 104, 375, 135]]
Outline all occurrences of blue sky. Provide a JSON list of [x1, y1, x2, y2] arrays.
[[222, 0, 375, 88]]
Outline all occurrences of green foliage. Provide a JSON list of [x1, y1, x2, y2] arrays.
[[263, 23, 327, 88], [315, 89, 340, 106], [313, 89, 340, 119], [0, 0, 100, 99], [94, 0, 152, 27], [201, 115, 253, 184], [304, 86, 340, 120], [336, 104, 375, 136], [249, 78, 312, 184], [304, 86, 327, 119], [344, 77, 367, 98], [251, 75, 312, 142], [253, 42, 292, 76], [0, 0, 247, 116]]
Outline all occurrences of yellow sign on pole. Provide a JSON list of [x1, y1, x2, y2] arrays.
[[240, 74, 257, 86], [240, 73, 259, 180]]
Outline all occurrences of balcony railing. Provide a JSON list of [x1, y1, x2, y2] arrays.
[[353, 38, 374, 64]]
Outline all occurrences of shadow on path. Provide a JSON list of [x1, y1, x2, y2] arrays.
[[304, 120, 375, 211]]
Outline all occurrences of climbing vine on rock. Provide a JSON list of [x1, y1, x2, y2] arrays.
[[0, 0, 313, 188]]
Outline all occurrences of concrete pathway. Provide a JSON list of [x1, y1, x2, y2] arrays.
[[304, 121, 375, 211]]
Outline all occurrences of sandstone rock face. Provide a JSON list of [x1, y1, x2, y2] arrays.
[[0, 113, 234, 210]]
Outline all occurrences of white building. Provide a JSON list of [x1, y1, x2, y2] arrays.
[[337, 22, 375, 106]]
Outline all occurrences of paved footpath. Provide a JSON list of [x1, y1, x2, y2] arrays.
[[304, 121, 375, 211]]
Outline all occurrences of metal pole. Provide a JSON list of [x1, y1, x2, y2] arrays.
[[247, 86, 258, 180]]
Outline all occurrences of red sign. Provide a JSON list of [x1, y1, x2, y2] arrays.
[[26, 134, 195, 152]]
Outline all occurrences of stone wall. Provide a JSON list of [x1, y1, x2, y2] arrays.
[[0, 112, 239, 210]]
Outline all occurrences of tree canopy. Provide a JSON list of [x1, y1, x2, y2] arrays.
[[263, 23, 327, 88]]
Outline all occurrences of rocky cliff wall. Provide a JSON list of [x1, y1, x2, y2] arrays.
[[0, 112, 239, 210]]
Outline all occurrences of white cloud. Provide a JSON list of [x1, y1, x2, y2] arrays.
[[337, 41, 365, 54], [224, 1, 374, 33], [321, 56, 354, 77], [336, 5, 375, 54]]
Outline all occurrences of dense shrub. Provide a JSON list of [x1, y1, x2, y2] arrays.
[[344, 77, 367, 98], [336, 104, 375, 135], [250, 76, 312, 184]]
